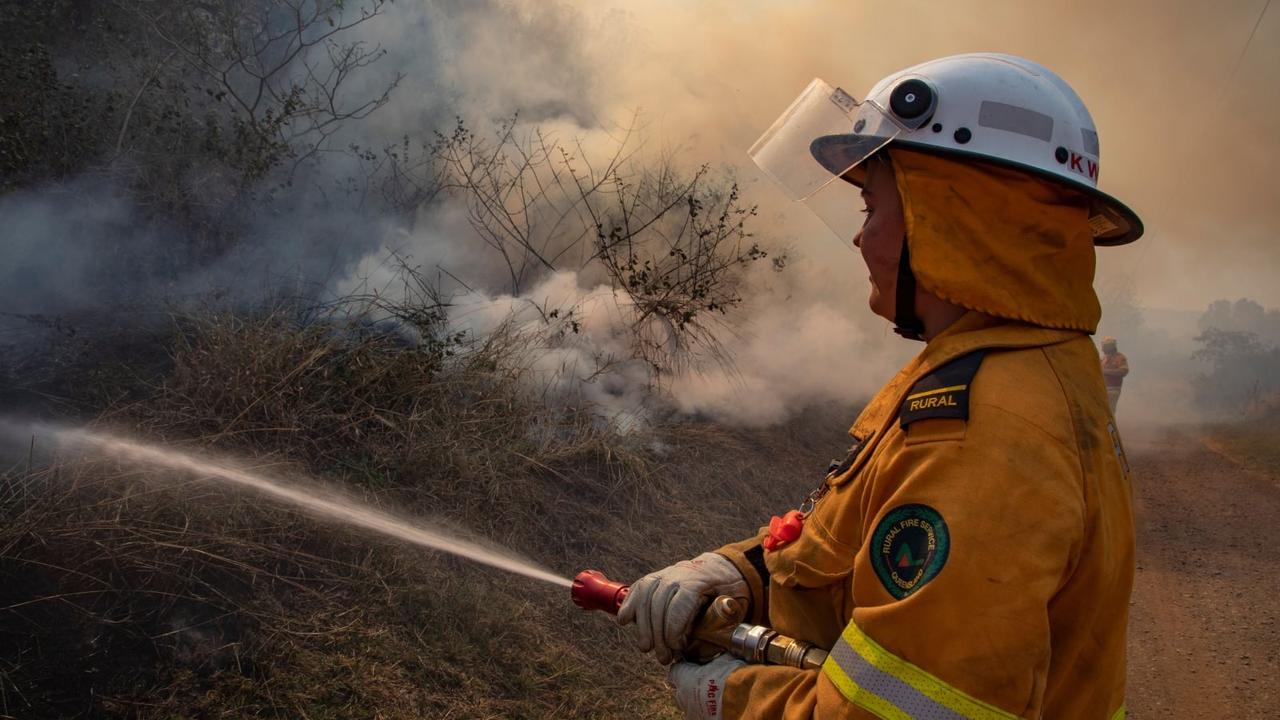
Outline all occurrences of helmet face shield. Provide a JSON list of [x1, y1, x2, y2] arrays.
[[749, 78, 901, 241]]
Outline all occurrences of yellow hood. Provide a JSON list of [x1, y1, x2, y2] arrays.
[[888, 148, 1101, 333]]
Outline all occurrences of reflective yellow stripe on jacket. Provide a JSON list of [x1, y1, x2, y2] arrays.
[[821, 622, 1019, 720]]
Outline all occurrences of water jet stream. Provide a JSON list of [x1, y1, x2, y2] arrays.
[[11, 422, 572, 588]]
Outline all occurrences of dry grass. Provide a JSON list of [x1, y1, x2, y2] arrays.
[[1200, 392, 1280, 480], [0, 303, 851, 719]]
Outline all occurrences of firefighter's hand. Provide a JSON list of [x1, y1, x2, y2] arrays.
[[617, 552, 748, 664], [667, 652, 746, 720]]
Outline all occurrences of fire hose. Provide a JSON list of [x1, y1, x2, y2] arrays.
[[571, 569, 828, 670]]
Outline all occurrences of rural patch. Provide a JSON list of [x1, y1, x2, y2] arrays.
[[871, 504, 950, 599], [899, 350, 987, 428]]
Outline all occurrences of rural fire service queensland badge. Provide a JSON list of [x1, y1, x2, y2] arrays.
[[871, 504, 950, 599]]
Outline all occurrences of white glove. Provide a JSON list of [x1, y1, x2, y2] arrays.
[[617, 552, 748, 664], [668, 653, 748, 720]]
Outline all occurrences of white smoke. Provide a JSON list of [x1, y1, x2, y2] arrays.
[[667, 295, 910, 427], [12, 0, 1276, 427], [344, 0, 1280, 427]]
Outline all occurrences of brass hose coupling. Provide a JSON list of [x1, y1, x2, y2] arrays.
[[729, 622, 826, 670], [693, 595, 828, 670]]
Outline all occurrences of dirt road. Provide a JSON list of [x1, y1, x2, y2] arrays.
[[1125, 425, 1280, 718]]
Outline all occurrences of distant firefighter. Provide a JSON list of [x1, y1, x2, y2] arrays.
[[1100, 337, 1129, 413]]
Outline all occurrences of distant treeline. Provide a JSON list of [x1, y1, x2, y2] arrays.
[[1193, 298, 1280, 416]]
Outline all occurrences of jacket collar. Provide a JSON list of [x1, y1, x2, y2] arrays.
[[833, 313, 1081, 485]]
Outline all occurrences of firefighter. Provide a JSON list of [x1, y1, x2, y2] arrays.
[[619, 54, 1141, 719], [1101, 336, 1130, 413]]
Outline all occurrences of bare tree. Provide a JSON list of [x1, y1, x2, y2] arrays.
[[120, 0, 400, 181], [409, 117, 777, 378]]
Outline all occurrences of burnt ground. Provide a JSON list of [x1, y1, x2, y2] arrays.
[[1124, 424, 1280, 718]]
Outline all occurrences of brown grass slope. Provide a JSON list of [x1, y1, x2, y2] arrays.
[[0, 311, 853, 719]]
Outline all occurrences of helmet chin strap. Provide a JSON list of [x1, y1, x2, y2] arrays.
[[893, 235, 926, 341]]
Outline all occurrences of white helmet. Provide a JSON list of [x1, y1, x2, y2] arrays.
[[750, 53, 1143, 245]]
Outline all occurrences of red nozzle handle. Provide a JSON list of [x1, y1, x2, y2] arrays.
[[572, 569, 630, 614]]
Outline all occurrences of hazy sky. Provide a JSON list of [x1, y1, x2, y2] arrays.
[[324, 0, 1280, 424], [536, 0, 1280, 312]]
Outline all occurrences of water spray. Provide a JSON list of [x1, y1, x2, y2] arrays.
[[11, 421, 571, 588], [8, 419, 823, 669]]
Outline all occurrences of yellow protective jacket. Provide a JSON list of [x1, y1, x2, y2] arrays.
[[1101, 352, 1129, 388], [715, 312, 1135, 719]]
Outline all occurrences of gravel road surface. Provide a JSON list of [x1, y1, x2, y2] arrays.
[[1125, 425, 1279, 718]]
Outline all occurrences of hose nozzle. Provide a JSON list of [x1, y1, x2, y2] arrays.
[[571, 569, 629, 614]]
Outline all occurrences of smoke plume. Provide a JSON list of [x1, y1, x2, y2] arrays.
[[5, 0, 1278, 427]]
